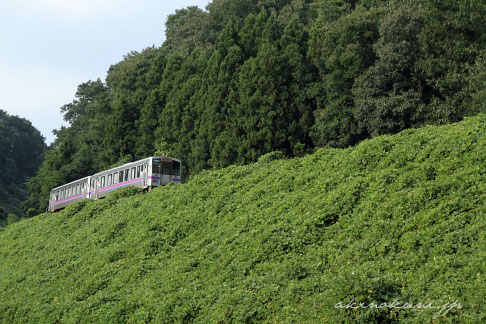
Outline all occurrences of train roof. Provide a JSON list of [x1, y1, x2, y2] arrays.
[[50, 176, 91, 192], [91, 156, 180, 177]]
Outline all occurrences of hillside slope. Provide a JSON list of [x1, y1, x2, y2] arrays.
[[1, 115, 486, 323]]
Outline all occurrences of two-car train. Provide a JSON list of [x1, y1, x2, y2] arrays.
[[48, 156, 181, 212]]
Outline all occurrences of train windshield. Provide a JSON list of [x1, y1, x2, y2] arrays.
[[172, 161, 181, 176], [153, 158, 181, 176], [152, 158, 161, 174]]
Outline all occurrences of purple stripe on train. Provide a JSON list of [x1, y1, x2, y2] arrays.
[[51, 176, 180, 206], [50, 194, 84, 206], [99, 178, 142, 192]]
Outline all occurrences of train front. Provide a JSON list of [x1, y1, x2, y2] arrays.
[[151, 157, 181, 186]]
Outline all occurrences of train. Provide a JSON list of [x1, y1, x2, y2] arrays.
[[48, 156, 181, 212]]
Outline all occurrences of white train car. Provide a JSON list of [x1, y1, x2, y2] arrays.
[[48, 156, 181, 212], [48, 177, 91, 212]]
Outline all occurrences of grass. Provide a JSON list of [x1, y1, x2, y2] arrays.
[[1, 115, 486, 323]]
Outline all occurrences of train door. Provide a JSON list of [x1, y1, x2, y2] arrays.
[[84, 178, 89, 199], [92, 177, 98, 199], [142, 164, 148, 189]]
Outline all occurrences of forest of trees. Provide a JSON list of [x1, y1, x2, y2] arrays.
[[0, 110, 46, 225], [22, 0, 486, 215]]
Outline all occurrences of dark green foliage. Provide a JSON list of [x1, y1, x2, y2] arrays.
[[417, 0, 486, 123], [0, 207, 5, 226], [469, 51, 486, 113], [2, 115, 486, 322], [0, 110, 46, 221], [163, 6, 215, 57], [309, 5, 382, 147], [353, 1, 425, 137]]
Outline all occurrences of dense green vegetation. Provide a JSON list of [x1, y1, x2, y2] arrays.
[[1, 115, 485, 323], [23, 0, 486, 214], [0, 110, 45, 225]]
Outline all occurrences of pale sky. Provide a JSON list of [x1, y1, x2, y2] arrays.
[[0, 0, 211, 144]]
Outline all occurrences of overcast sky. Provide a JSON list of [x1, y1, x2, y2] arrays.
[[0, 0, 211, 144]]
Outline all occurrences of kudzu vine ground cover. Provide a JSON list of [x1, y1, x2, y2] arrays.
[[1, 115, 486, 323]]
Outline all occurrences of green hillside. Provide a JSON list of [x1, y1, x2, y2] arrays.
[[24, 0, 486, 215], [1, 115, 486, 323]]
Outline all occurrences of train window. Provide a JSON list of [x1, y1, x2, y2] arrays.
[[137, 166, 140, 178], [101, 176, 105, 188], [125, 169, 129, 181], [91, 180, 94, 190], [113, 173, 118, 184], [131, 167, 136, 179], [56, 191, 59, 201], [70, 187, 74, 196], [119, 171, 123, 183], [75, 184, 79, 195], [108, 174, 112, 186]]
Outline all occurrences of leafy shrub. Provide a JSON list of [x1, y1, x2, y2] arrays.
[[257, 151, 285, 163], [6, 214, 19, 226]]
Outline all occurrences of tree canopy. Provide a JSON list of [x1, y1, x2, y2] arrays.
[[0, 110, 45, 224], [23, 0, 486, 215]]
